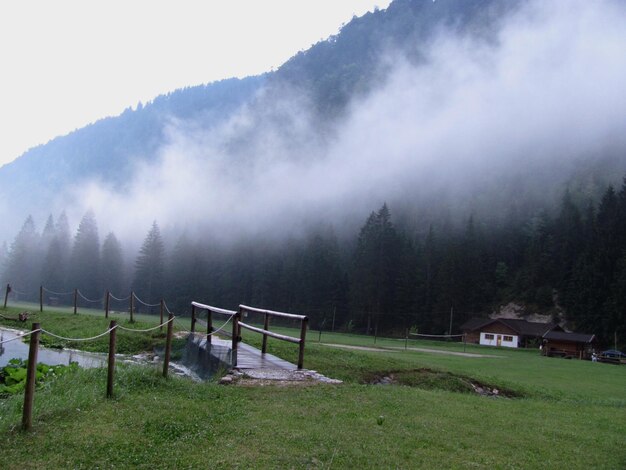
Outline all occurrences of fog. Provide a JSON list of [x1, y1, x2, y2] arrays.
[[67, 0, 626, 248]]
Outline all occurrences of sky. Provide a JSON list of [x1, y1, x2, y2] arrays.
[[0, 0, 391, 167]]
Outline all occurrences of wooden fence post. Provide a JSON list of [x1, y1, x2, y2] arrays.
[[374, 319, 378, 345], [405, 328, 409, 350], [160, 300, 164, 332], [206, 309, 212, 345], [39, 286, 43, 312], [105, 291, 110, 319], [232, 308, 241, 367], [22, 323, 41, 431], [163, 314, 173, 378], [261, 313, 270, 354], [129, 292, 134, 323], [107, 321, 117, 398], [3, 284, 9, 308], [297, 317, 309, 370], [191, 304, 196, 333], [73, 289, 78, 315]]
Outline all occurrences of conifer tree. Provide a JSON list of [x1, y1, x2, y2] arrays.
[[40, 215, 56, 254], [68, 211, 101, 299], [165, 234, 204, 311], [351, 203, 402, 332], [41, 238, 65, 292], [101, 232, 125, 295], [133, 221, 165, 306], [54, 211, 72, 289], [4, 215, 40, 299]]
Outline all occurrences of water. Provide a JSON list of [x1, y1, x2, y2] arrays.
[[177, 335, 233, 380], [0, 328, 106, 368], [1, 328, 232, 380]]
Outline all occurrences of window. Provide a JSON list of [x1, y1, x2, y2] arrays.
[[484, 334, 494, 340], [503, 335, 513, 342]]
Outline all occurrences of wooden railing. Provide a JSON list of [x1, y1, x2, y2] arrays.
[[237, 304, 309, 369], [190, 301, 238, 353]]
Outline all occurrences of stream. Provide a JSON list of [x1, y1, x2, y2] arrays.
[[0, 327, 106, 368], [1, 328, 230, 380]]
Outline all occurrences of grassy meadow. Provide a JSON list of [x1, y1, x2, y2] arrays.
[[1, 305, 625, 469]]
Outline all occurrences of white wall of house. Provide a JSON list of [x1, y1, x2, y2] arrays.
[[479, 332, 519, 348]]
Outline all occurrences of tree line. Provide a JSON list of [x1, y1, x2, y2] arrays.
[[1, 177, 625, 348]]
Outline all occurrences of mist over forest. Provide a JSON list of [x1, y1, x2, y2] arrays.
[[1, 0, 625, 346]]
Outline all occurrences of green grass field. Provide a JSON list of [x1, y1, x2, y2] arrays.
[[1, 306, 625, 469]]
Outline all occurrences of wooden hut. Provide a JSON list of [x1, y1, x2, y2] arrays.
[[542, 331, 596, 360]]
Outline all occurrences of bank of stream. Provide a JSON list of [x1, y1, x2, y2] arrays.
[[0, 327, 106, 368], [0, 327, 229, 381]]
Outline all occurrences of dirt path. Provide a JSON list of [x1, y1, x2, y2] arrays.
[[322, 343, 504, 358]]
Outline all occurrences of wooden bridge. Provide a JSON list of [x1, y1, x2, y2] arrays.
[[190, 302, 309, 371]]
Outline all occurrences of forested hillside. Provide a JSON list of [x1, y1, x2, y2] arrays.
[[2, 177, 625, 346], [1, 0, 626, 348]]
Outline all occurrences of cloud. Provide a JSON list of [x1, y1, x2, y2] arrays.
[[71, 0, 626, 247]]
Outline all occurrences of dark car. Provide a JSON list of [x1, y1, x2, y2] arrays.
[[601, 349, 626, 358], [599, 349, 626, 364]]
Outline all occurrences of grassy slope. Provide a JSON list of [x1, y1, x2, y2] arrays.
[[1, 307, 625, 469]]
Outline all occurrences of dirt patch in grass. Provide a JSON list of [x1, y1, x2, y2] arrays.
[[365, 368, 522, 398], [218, 369, 343, 387]]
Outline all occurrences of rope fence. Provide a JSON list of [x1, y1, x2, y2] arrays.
[[117, 316, 175, 333], [132, 292, 161, 308], [2, 283, 175, 326], [0, 328, 41, 346], [9, 314, 175, 432], [193, 315, 233, 337], [109, 293, 130, 302], [77, 290, 104, 304], [40, 327, 116, 342], [42, 287, 74, 296], [190, 302, 238, 356]]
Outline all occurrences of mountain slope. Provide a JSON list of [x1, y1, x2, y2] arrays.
[[0, 0, 625, 243], [0, 76, 263, 238]]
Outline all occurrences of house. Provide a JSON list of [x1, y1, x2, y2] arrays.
[[461, 318, 559, 349], [542, 331, 596, 360]]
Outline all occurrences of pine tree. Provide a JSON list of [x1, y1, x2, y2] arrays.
[[133, 221, 165, 306], [3, 215, 40, 300], [165, 234, 207, 312], [55, 211, 72, 288], [351, 203, 402, 332], [39, 214, 61, 292], [40, 215, 56, 254], [101, 232, 126, 295], [68, 211, 101, 300], [514, 212, 556, 307], [299, 229, 346, 325], [41, 238, 65, 292]]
